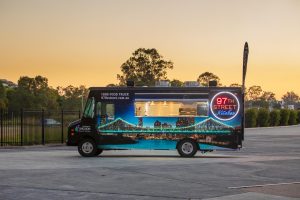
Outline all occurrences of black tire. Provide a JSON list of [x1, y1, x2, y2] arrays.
[[177, 139, 198, 157], [78, 138, 97, 157]]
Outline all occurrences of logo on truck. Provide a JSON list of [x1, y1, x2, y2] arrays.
[[210, 92, 240, 121]]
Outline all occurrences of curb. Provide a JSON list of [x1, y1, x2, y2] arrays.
[[246, 124, 300, 130], [0, 144, 68, 150]]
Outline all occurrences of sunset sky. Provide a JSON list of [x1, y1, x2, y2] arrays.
[[1, 0, 300, 98]]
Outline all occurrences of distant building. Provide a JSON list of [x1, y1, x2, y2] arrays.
[[138, 117, 143, 127], [176, 117, 195, 127], [287, 103, 300, 110], [287, 105, 294, 110], [0, 79, 17, 88], [282, 100, 300, 110], [154, 120, 161, 128], [162, 123, 172, 128]]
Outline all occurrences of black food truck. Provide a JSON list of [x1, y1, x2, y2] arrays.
[[67, 43, 249, 157]]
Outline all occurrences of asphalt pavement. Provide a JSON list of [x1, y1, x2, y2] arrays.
[[0, 126, 299, 200]]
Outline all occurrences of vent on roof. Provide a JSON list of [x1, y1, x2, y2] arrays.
[[184, 81, 200, 87], [155, 80, 170, 87]]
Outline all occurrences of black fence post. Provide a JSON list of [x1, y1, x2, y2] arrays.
[[41, 109, 45, 145], [0, 109, 3, 146], [20, 109, 23, 146], [61, 109, 64, 144]]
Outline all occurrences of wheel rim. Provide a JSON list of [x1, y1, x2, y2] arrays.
[[82, 142, 94, 154], [181, 142, 193, 154]]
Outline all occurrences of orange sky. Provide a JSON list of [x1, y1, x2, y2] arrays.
[[1, 0, 300, 99]]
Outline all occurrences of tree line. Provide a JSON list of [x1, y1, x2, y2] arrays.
[[0, 76, 88, 111], [1, 48, 299, 111]]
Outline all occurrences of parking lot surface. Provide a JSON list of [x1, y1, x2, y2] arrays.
[[0, 126, 300, 200]]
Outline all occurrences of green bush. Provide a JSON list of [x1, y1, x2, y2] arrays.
[[269, 110, 281, 126], [257, 108, 269, 127], [298, 111, 300, 124], [288, 110, 297, 125], [280, 109, 290, 126], [245, 108, 258, 128]]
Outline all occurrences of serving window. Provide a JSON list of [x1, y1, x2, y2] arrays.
[[135, 100, 208, 117]]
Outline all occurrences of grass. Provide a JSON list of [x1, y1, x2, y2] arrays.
[[1, 111, 80, 146]]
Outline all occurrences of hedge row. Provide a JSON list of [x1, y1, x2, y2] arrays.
[[245, 109, 300, 128]]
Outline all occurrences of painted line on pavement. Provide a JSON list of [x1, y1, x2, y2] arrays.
[[228, 182, 300, 189]]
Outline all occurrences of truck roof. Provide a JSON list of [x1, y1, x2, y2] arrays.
[[89, 86, 241, 92]]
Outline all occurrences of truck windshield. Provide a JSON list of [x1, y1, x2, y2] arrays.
[[83, 97, 95, 118]]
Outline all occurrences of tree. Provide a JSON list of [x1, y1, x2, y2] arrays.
[[257, 108, 269, 127], [280, 109, 290, 126], [106, 83, 118, 87], [0, 81, 8, 109], [117, 48, 173, 86], [245, 108, 258, 127], [170, 79, 183, 87], [7, 76, 59, 110], [197, 72, 220, 86], [269, 110, 281, 126], [58, 85, 89, 110], [288, 110, 297, 125], [247, 85, 262, 101], [282, 91, 299, 105], [18, 76, 35, 91], [7, 76, 37, 110], [261, 91, 276, 102], [246, 86, 277, 109]]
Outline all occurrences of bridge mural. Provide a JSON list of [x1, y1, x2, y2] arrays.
[[98, 117, 234, 135]]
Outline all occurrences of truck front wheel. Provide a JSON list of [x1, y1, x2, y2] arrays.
[[78, 138, 98, 157], [177, 139, 198, 157]]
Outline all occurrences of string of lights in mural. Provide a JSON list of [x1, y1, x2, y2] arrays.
[[98, 117, 234, 134]]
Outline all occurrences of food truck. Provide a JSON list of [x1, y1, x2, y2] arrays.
[[67, 85, 244, 157], [67, 43, 248, 157]]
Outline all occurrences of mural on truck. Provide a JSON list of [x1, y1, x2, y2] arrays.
[[96, 91, 242, 150]]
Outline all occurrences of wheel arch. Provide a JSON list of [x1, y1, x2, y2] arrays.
[[79, 134, 97, 143]]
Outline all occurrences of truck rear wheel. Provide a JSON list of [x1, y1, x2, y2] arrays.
[[78, 138, 97, 157], [177, 139, 198, 157]]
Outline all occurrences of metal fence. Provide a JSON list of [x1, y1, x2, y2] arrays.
[[0, 109, 81, 146]]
